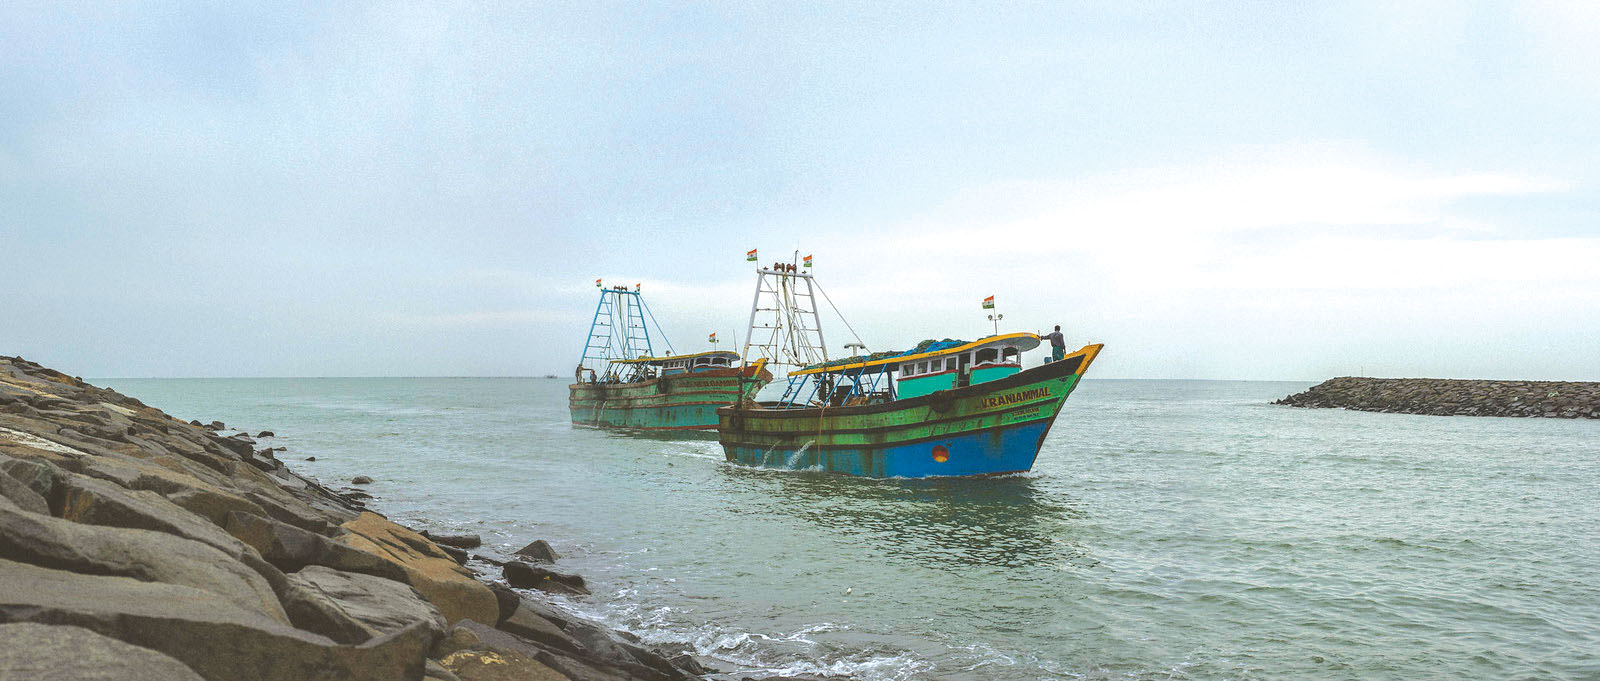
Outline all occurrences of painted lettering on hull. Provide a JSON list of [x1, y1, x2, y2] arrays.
[[976, 387, 1052, 410]]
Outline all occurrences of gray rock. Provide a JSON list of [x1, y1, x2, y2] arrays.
[[431, 533, 482, 549], [0, 558, 438, 681], [440, 543, 470, 565], [454, 619, 629, 681], [513, 539, 560, 563], [0, 466, 49, 514], [257, 431, 275, 438], [503, 560, 589, 595], [0, 454, 55, 497], [49, 472, 256, 562], [0, 623, 206, 681], [223, 511, 407, 582], [0, 496, 288, 623], [425, 658, 463, 681], [282, 565, 447, 644], [498, 596, 587, 655], [352, 475, 374, 485]]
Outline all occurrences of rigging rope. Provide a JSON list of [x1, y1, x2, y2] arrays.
[[812, 279, 866, 350]]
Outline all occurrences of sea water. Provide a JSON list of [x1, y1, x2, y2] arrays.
[[99, 378, 1600, 680]]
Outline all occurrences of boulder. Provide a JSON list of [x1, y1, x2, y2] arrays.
[[239, 489, 333, 534], [504, 561, 589, 596], [257, 431, 275, 438], [0, 558, 437, 681], [336, 512, 499, 626], [49, 472, 256, 562], [0, 623, 206, 681], [426, 658, 464, 681], [514, 539, 560, 563], [0, 466, 49, 514], [0, 497, 288, 623], [430, 533, 482, 549], [453, 621, 608, 679], [352, 476, 374, 485], [0, 454, 55, 497], [223, 511, 406, 581], [433, 623, 484, 659], [281, 566, 447, 644], [166, 486, 268, 528], [440, 543, 470, 565], [489, 584, 521, 625], [438, 649, 569, 681], [499, 598, 586, 656]]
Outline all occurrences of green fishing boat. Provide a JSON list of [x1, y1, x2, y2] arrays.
[[569, 283, 771, 431], [719, 255, 1102, 477]]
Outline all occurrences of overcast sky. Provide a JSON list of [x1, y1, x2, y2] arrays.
[[3, 2, 1597, 379]]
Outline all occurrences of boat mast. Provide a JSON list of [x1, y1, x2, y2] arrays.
[[578, 284, 668, 379], [742, 252, 829, 375]]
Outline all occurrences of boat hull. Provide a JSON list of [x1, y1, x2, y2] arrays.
[[717, 344, 1102, 477], [569, 365, 771, 431]]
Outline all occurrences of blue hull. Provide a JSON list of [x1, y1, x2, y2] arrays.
[[722, 419, 1052, 478]]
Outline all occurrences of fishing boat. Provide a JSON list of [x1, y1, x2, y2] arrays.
[[717, 256, 1102, 477], [569, 283, 771, 431]]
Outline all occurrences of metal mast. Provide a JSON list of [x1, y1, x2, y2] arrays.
[[741, 258, 829, 374], [577, 285, 668, 378]]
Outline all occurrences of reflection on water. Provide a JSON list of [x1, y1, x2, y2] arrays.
[[718, 465, 1092, 570]]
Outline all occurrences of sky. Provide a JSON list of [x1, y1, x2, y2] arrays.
[[2, 1, 1597, 379]]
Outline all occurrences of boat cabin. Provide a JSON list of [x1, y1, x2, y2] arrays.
[[779, 333, 1041, 407], [894, 334, 1036, 398], [610, 350, 741, 380]]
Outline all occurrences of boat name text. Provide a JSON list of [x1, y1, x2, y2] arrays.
[[977, 387, 1051, 409]]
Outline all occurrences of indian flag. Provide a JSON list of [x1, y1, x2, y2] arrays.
[[708, 332, 717, 342], [634, 283, 640, 291], [803, 254, 813, 268], [982, 295, 995, 309], [594, 278, 602, 288], [746, 248, 758, 261]]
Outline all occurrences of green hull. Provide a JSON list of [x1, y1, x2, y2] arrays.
[[569, 366, 770, 431], [717, 344, 1102, 477]]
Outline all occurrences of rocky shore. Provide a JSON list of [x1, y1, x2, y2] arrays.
[[1275, 376, 1600, 419], [0, 355, 747, 681]]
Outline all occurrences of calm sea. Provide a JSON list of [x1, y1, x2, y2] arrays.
[[98, 378, 1600, 680]]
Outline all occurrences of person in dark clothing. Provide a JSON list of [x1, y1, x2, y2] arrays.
[[1041, 325, 1065, 362]]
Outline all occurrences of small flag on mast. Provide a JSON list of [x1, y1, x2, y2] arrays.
[[803, 254, 813, 268], [708, 332, 717, 343], [595, 278, 602, 288], [634, 283, 641, 292], [982, 295, 995, 309], [746, 248, 758, 262]]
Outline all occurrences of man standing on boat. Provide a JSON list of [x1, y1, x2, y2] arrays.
[[1041, 325, 1065, 362]]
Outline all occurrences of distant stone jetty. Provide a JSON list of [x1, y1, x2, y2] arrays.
[[1275, 377, 1600, 419]]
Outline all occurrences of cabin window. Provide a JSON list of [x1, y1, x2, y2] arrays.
[[945, 357, 957, 371], [1001, 347, 1019, 363], [712, 357, 727, 366], [918, 361, 929, 374], [902, 363, 915, 376], [976, 348, 998, 365]]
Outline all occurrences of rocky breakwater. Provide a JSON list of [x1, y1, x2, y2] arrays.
[[0, 355, 714, 681], [1275, 376, 1600, 419]]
